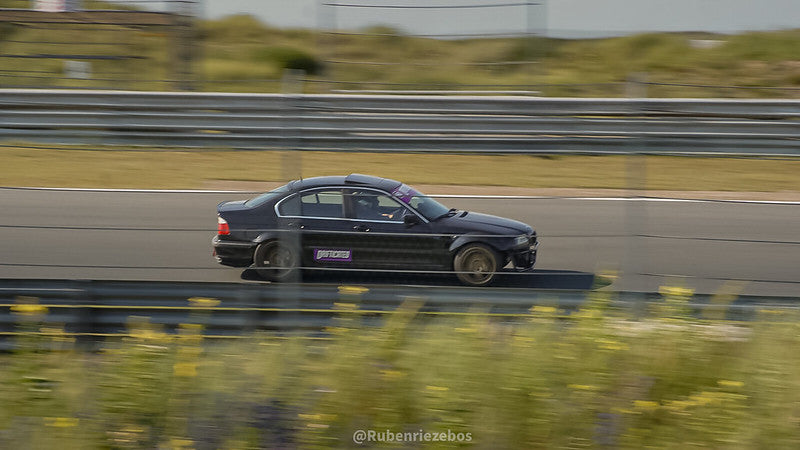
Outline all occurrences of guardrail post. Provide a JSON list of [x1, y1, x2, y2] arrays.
[[73, 279, 98, 351], [279, 70, 305, 322], [623, 74, 650, 294], [237, 287, 261, 334]]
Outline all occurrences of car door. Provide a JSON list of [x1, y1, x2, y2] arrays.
[[345, 188, 448, 270], [276, 188, 360, 270]]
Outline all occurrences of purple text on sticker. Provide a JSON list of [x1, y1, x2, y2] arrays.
[[314, 248, 352, 262]]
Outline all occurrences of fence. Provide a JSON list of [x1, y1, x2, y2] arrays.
[[2, 278, 799, 349], [0, 1, 198, 90], [0, 90, 798, 306], [1, 90, 799, 155]]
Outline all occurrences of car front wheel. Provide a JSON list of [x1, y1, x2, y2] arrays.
[[453, 243, 500, 287], [254, 240, 298, 282]]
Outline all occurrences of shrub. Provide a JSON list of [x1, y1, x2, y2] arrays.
[[253, 46, 324, 75]]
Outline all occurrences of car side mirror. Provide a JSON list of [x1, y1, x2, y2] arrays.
[[404, 214, 421, 227]]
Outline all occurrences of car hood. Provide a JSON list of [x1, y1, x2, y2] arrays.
[[436, 211, 533, 235]]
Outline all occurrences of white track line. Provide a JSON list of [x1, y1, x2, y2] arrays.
[[3, 186, 800, 204]]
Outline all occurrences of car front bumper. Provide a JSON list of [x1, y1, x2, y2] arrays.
[[511, 241, 538, 270], [212, 236, 255, 267]]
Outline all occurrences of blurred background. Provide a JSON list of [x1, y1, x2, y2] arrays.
[[0, 1, 799, 448], [0, 0, 798, 96]]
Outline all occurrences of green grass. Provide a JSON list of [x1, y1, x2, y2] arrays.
[[3, 292, 800, 448], [0, 8, 798, 96], [0, 145, 798, 192]]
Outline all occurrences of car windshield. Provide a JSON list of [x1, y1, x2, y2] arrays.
[[244, 184, 289, 207], [391, 184, 450, 221]]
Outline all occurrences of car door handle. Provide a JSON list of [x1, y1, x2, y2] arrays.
[[286, 222, 304, 229], [353, 224, 370, 232]]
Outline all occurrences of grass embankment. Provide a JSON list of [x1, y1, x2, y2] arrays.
[[1, 145, 798, 192], [2, 292, 800, 447], [188, 22, 800, 97], [0, 7, 798, 96]]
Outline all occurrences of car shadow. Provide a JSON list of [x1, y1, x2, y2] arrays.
[[241, 268, 597, 290]]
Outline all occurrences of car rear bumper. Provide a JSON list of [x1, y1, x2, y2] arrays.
[[212, 236, 255, 267]]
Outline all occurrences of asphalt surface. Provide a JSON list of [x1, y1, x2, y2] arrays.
[[0, 188, 798, 296]]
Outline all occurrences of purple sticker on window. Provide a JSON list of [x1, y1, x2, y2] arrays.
[[392, 185, 417, 204], [314, 248, 352, 262]]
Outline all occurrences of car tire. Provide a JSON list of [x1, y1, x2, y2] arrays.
[[254, 240, 299, 282], [453, 243, 500, 287]]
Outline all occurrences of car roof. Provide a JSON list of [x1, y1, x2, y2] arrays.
[[287, 173, 402, 192]]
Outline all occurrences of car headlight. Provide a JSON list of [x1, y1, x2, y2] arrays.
[[514, 235, 529, 246]]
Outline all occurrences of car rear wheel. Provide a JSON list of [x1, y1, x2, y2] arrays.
[[254, 240, 298, 282], [454, 243, 500, 287]]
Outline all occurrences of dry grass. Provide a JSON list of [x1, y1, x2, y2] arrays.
[[0, 145, 798, 192]]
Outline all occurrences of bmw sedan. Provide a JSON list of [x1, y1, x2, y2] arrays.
[[212, 174, 538, 286]]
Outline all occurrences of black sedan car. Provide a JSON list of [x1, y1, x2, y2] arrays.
[[212, 174, 537, 286]]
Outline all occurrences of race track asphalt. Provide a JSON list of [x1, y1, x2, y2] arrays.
[[1, 188, 798, 296]]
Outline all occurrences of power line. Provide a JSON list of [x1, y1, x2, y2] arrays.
[[324, 59, 537, 66], [322, 30, 534, 38], [323, 2, 539, 9]]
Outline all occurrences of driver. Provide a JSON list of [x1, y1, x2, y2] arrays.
[[353, 191, 405, 221]]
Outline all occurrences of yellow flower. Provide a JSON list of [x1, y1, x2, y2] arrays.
[[169, 438, 194, 450], [529, 305, 557, 315], [718, 380, 745, 388], [177, 323, 204, 343], [659, 286, 694, 297], [664, 399, 694, 412], [573, 309, 601, 319], [188, 297, 220, 308], [338, 286, 369, 295], [324, 326, 350, 334], [129, 328, 171, 342], [568, 384, 598, 391], [177, 346, 203, 358], [298, 413, 336, 421], [596, 338, 629, 351], [380, 369, 405, 380], [44, 417, 79, 428], [179, 323, 204, 332], [333, 302, 358, 310], [298, 413, 323, 421], [173, 362, 197, 377], [633, 400, 659, 412], [11, 303, 48, 316], [426, 385, 449, 392]]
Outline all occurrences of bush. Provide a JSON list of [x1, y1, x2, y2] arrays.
[[253, 46, 324, 75]]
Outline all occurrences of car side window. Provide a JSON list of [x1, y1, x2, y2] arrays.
[[350, 190, 408, 222], [278, 190, 345, 218], [277, 194, 301, 216], [299, 190, 345, 218]]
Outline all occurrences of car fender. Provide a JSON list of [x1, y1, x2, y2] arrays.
[[253, 230, 287, 245], [449, 234, 506, 254]]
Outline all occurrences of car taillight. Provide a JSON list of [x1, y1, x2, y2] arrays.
[[217, 215, 230, 235]]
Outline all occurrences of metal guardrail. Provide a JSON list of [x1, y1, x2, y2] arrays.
[[1, 90, 798, 155], [1, 279, 798, 350]]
